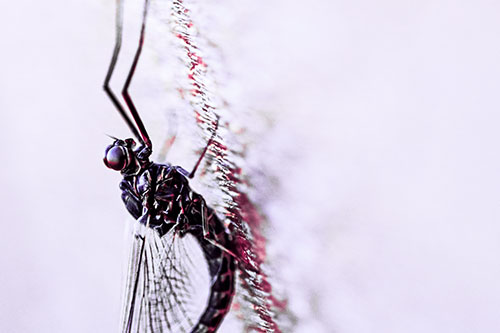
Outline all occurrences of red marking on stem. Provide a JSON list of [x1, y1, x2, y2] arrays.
[[176, 87, 185, 99], [271, 296, 288, 311], [231, 302, 241, 311], [172, 2, 287, 329]]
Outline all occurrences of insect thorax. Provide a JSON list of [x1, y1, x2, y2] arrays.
[[121, 162, 205, 237]]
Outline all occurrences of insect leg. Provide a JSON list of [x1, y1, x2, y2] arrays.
[[202, 207, 237, 259], [188, 115, 219, 179], [204, 237, 237, 259], [201, 199, 209, 238], [121, 0, 153, 149], [120, 180, 143, 220], [103, 0, 144, 146]]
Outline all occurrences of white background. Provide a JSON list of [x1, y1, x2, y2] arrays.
[[0, 0, 499, 332]]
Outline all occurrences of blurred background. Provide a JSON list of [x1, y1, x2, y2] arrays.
[[1, 0, 499, 332]]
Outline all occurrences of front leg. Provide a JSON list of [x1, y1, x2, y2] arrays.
[[120, 180, 143, 220]]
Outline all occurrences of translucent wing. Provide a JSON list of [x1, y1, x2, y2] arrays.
[[121, 221, 210, 333]]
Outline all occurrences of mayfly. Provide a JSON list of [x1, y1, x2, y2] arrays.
[[102, 0, 236, 331]]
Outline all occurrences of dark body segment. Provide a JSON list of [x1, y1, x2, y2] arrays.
[[102, 0, 234, 329], [120, 162, 235, 332]]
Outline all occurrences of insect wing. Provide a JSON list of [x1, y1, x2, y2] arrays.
[[121, 220, 210, 332]]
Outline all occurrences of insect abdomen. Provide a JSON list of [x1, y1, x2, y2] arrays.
[[192, 244, 235, 333], [190, 205, 236, 333]]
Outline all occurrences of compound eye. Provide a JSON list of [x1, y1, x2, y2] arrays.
[[104, 146, 129, 171]]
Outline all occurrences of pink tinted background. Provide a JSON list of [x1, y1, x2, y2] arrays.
[[1, 0, 499, 332]]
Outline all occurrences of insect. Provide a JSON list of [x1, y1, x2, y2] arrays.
[[102, 0, 236, 332]]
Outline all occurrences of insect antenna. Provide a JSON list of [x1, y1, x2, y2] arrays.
[[103, 0, 145, 147], [121, 0, 153, 150], [105, 133, 119, 141]]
